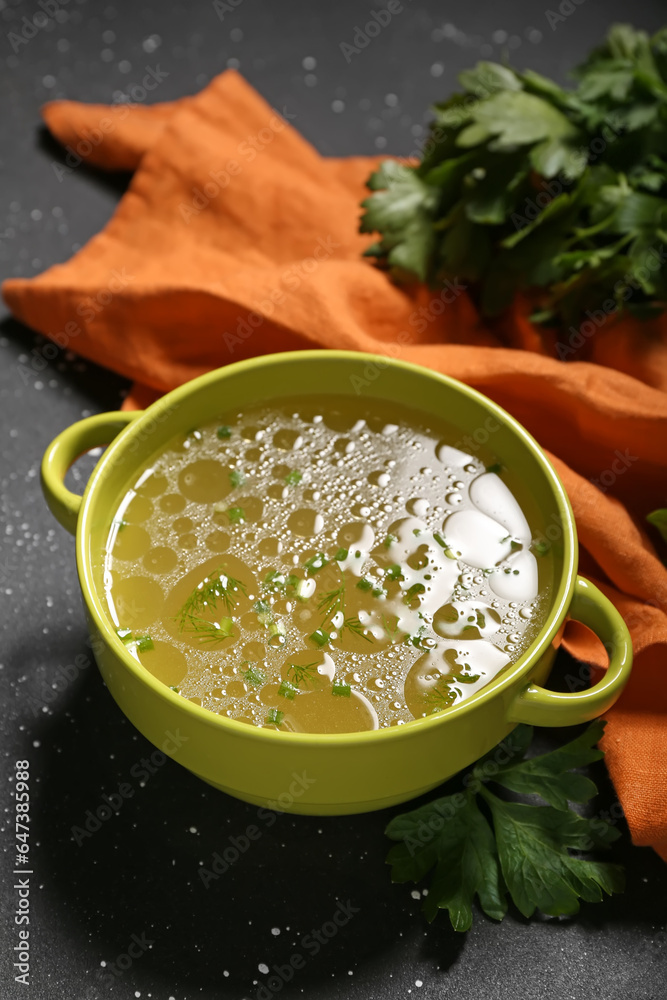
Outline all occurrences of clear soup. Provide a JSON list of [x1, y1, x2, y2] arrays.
[[103, 395, 552, 733]]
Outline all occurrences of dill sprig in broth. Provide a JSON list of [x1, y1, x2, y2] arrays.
[[316, 579, 373, 644], [174, 568, 247, 645]]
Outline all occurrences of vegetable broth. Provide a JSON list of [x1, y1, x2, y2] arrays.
[[104, 396, 552, 733]]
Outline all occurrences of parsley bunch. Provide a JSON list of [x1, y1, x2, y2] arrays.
[[361, 24, 667, 329], [385, 720, 624, 930]]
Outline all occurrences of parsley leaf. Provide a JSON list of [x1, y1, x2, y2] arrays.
[[482, 793, 624, 918], [360, 161, 439, 281], [483, 720, 604, 810], [387, 793, 506, 930], [647, 507, 667, 564], [385, 721, 624, 930], [647, 507, 667, 543]]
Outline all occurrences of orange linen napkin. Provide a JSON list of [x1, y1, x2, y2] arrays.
[[4, 71, 667, 859]]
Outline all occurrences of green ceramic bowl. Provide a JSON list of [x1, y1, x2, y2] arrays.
[[41, 351, 632, 815]]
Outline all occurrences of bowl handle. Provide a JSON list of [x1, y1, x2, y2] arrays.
[[507, 576, 632, 727], [41, 411, 141, 536]]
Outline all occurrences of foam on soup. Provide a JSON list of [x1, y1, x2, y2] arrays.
[[103, 396, 553, 733]]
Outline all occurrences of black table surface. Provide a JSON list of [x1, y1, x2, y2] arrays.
[[1, 1, 666, 997]]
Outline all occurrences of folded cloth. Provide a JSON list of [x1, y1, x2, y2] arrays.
[[4, 70, 667, 859]]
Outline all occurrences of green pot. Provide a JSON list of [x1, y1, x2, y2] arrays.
[[41, 351, 632, 815]]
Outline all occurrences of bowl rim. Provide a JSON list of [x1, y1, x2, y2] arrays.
[[76, 349, 577, 746]]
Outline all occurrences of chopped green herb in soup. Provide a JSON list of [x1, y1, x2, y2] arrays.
[[104, 396, 552, 733]]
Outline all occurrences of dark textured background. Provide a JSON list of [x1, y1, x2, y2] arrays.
[[1, 1, 666, 997]]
